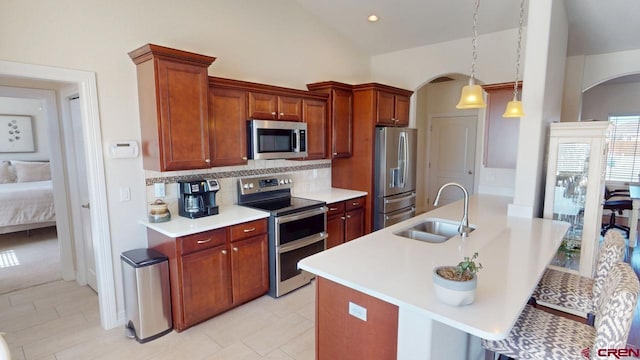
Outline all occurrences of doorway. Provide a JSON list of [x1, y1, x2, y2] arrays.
[[0, 60, 116, 329]]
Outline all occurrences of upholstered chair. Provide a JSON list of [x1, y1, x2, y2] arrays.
[[482, 261, 639, 360], [531, 230, 626, 324]]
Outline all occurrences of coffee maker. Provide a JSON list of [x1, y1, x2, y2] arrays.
[[178, 179, 220, 219]]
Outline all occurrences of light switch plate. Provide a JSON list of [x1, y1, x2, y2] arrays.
[[154, 183, 165, 198], [348, 301, 367, 321]]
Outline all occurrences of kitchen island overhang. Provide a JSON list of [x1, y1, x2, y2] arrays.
[[299, 194, 570, 359]]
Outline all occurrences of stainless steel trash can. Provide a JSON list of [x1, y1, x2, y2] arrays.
[[121, 248, 172, 343]]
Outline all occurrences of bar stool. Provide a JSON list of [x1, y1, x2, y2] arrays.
[[482, 262, 639, 360], [531, 230, 625, 324]]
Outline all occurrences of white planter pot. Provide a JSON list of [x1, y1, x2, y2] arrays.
[[432, 266, 477, 306]]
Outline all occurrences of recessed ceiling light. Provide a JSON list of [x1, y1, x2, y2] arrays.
[[368, 14, 379, 22]]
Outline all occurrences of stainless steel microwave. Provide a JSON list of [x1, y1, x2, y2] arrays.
[[248, 119, 307, 160]]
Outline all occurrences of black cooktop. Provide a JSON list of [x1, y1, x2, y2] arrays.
[[242, 196, 325, 216]]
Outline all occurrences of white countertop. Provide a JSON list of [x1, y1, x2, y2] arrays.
[[298, 194, 570, 341], [293, 188, 367, 203], [140, 205, 270, 237]]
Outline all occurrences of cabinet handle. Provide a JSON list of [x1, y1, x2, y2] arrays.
[[221, 249, 227, 255], [341, 216, 346, 220], [271, 112, 277, 116], [279, 112, 284, 116], [329, 207, 338, 211], [346, 215, 352, 219], [242, 156, 248, 160], [352, 202, 359, 206], [197, 238, 212, 244], [233, 247, 239, 252], [205, 159, 210, 163], [243, 227, 256, 233], [333, 152, 338, 156]]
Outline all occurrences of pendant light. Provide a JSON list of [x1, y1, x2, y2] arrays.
[[503, 0, 525, 118], [456, 0, 486, 109]]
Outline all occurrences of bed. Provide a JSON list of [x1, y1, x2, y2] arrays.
[[0, 160, 56, 234]]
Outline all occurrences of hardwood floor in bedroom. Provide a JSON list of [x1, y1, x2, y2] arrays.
[[0, 226, 60, 294]]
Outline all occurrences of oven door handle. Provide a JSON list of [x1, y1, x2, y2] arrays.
[[278, 233, 327, 253], [275, 206, 327, 225]]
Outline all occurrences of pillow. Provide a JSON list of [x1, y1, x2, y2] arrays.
[[0, 161, 16, 184], [12, 160, 51, 182]]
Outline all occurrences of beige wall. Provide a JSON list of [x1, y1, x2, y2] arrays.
[[0, 0, 370, 324]]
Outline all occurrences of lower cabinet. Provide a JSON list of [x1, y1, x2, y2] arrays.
[[147, 218, 269, 331], [326, 196, 365, 249]]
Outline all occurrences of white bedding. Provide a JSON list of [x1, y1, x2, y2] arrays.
[[0, 180, 56, 227]]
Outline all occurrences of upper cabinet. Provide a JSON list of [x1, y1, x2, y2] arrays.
[[482, 82, 522, 169], [353, 83, 412, 127], [307, 81, 353, 158], [208, 84, 248, 167], [129, 44, 216, 171], [248, 93, 302, 121]]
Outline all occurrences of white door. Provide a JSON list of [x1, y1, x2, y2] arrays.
[[69, 96, 97, 291], [428, 115, 477, 207]]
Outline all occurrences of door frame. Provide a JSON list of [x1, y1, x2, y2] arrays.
[[0, 60, 117, 329]]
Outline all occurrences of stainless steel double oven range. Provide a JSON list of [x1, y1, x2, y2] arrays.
[[237, 174, 327, 297]]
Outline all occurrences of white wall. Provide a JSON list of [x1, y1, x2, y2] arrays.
[[0, 0, 370, 327], [582, 81, 640, 121], [0, 96, 50, 161]]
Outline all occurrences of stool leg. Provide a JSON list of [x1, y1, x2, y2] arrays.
[[587, 313, 595, 326]]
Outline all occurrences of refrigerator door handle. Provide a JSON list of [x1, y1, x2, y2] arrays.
[[398, 132, 407, 189]]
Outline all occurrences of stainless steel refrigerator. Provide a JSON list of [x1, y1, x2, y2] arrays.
[[373, 127, 417, 231]]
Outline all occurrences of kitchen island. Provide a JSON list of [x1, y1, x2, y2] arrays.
[[298, 194, 570, 360]]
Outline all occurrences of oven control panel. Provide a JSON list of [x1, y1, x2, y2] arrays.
[[238, 174, 293, 195]]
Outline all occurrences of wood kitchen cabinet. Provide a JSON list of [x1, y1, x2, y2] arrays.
[[129, 44, 216, 171], [482, 82, 522, 169], [147, 218, 269, 331], [208, 86, 248, 166], [307, 81, 354, 158], [248, 92, 302, 121], [302, 98, 328, 160], [326, 196, 365, 249], [375, 88, 410, 126], [333, 83, 413, 233]]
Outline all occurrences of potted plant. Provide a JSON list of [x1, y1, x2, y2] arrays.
[[432, 252, 482, 306]]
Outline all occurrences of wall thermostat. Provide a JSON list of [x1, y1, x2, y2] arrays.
[[109, 140, 139, 159]]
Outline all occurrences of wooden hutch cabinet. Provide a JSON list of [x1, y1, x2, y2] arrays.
[[307, 81, 354, 158], [129, 44, 215, 171], [147, 219, 269, 331]]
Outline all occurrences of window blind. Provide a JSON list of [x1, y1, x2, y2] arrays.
[[606, 115, 640, 182]]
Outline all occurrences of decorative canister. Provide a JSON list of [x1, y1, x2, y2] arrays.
[[148, 199, 171, 223]]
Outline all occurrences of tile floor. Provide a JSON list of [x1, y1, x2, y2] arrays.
[[1, 280, 316, 360]]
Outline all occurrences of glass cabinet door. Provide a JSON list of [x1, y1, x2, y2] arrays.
[[549, 142, 591, 272]]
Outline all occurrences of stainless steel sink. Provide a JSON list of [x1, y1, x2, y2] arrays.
[[393, 219, 476, 243]]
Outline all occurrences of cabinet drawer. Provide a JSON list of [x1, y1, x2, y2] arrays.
[[179, 229, 227, 255], [345, 197, 365, 211], [230, 219, 268, 242], [326, 201, 346, 217]]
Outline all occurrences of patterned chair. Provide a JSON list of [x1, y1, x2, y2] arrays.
[[482, 262, 639, 359], [531, 230, 626, 325]]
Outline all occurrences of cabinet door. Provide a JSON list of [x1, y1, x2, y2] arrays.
[[230, 234, 269, 305], [345, 207, 365, 242], [376, 91, 396, 125], [326, 213, 346, 249], [156, 59, 211, 170], [278, 96, 303, 121], [181, 245, 231, 326], [332, 89, 353, 158], [248, 92, 278, 119], [209, 88, 248, 166], [303, 99, 327, 159], [394, 95, 410, 126]]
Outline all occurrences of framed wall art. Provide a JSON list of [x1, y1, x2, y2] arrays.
[[0, 115, 35, 153]]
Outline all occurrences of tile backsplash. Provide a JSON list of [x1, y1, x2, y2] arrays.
[[144, 159, 331, 215]]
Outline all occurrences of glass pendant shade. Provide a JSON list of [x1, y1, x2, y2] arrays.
[[503, 98, 525, 118], [456, 80, 486, 109]]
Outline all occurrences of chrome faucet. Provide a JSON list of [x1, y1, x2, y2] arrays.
[[433, 182, 470, 237]]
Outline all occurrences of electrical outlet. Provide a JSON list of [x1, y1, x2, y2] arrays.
[[154, 183, 166, 198], [348, 301, 367, 321]]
